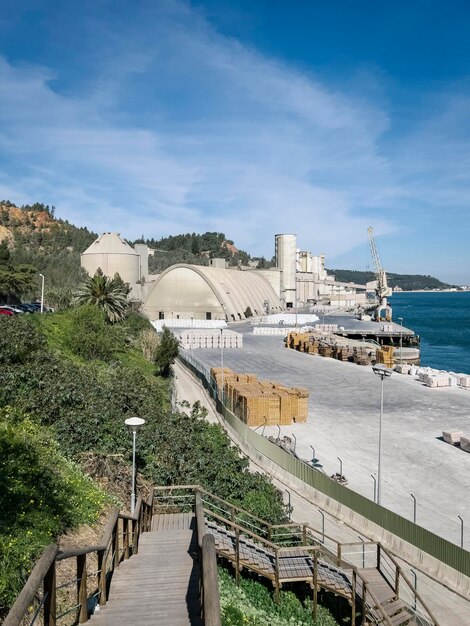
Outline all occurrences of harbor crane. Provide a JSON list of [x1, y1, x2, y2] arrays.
[[367, 227, 392, 321]]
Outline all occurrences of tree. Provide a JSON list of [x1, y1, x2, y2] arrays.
[[154, 327, 179, 377], [72, 269, 129, 322], [0, 262, 36, 302]]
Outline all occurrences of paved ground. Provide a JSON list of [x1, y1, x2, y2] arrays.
[[184, 320, 470, 547], [173, 358, 470, 625]]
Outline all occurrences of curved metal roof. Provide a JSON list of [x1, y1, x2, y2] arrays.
[[143, 264, 281, 320]]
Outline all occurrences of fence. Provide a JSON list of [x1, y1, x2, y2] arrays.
[[178, 351, 470, 580]]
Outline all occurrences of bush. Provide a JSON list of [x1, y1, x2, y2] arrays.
[[0, 316, 46, 364], [65, 304, 117, 360], [154, 327, 179, 377], [0, 408, 109, 616], [218, 567, 339, 626]]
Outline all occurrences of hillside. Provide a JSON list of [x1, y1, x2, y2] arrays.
[[328, 268, 455, 291], [134, 232, 252, 273], [0, 201, 96, 293]]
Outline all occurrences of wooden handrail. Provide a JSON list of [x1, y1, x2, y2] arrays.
[[204, 508, 280, 551], [4, 544, 59, 626], [378, 543, 441, 626], [201, 535, 221, 626]]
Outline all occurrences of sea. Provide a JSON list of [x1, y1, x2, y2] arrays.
[[390, 291, 470, 375]]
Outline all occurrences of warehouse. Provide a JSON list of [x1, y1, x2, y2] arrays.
[[142, 263, 281, 321]]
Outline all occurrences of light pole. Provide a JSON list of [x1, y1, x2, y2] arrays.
[[372, 364, 393, 505], [191, 316, 194, 354], [371, 474, 377, 503], [39, 273, 45, 313], [398, 317, 404, 364], [220, 328, 224, 405], [411, 493, 417, 524], [310, 445, 316, 465], [124, 417, 146, 515], [458, 515, 464, 548], [337, 456, 343, 480]]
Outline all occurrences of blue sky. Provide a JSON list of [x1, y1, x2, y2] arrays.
[[0, 0, 469, 283]]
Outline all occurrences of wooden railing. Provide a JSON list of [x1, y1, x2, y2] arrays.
[[4, 490, 155, 626], [6, 484, 439, 626]]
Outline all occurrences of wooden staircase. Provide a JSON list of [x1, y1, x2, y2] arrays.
[[88, 513, 202, 626]]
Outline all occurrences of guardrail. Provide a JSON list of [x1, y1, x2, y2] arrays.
[[4, 489, 153, 626], [178, 351, 470, 581]]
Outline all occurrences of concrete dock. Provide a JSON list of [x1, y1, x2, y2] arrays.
[[188, 321, 470, 548]]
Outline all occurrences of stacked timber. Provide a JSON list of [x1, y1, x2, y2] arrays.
[[376, 346, 394, 368], [286, 331, 376, 366], [210, 368, 309, 427]]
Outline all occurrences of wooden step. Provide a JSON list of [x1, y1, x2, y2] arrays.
[[383, 599, 406, 616], [389, 610, 413, 626]]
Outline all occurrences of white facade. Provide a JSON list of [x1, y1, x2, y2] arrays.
[[143, 264, 281, 322], [81, 232, 151, 285]]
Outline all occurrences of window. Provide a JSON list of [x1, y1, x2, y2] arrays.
[[159, 311, 165, 319], [206, 312, 212, 320]]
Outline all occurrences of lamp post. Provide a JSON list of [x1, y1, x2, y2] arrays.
[[310, 445, 316, 465], [39, 273, 45, 313], [372, 364, 393, 505], [124, 417, 146, 514], [220, 328, 224, 405], [371, 474, 377, 503], [411, 493, 417, 524], [337, 456, 343, 480], [398, 317, 404, 365]]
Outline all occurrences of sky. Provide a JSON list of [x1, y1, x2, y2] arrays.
[[0, 0, 469, 283]]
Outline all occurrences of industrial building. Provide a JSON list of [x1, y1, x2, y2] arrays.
[[80, 232, 367, 321]]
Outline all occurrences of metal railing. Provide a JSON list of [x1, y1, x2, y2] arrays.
[[178, 351, 470, 580]]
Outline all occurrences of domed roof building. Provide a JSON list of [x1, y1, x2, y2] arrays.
[[81, 232, 141, 284], [142, 263, 281, 321]]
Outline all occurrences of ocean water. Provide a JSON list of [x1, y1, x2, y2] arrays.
[[390, 291, 470, 374]]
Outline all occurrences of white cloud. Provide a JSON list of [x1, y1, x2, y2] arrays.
[[0, 0, 467, 281]]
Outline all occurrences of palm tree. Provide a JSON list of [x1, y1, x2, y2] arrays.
[[73, 269, 129, 322]]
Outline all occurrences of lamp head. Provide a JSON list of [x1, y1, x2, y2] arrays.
[[125, 416, 146, 431], [372, 364, 393, 379]]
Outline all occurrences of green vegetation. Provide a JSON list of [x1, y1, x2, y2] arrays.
[[0, 409, 109, 614], [218, 568, 338, 626], [0, 201, 95, 297], [0, 311, 287, 618], [137, 231, 251, 272], [328, 268, 455, 291], [72, 269, 129, 322], [0, 240, 37, 302], [154, 326, 180, 377]]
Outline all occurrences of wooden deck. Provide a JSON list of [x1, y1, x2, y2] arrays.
[[89, 513, 202, 626]]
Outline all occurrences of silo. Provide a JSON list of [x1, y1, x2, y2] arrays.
[[275, 234, 297, 308], [81, 232, 140, 284]]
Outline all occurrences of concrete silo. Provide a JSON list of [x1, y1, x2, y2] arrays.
[[275, 234, 297, 308], [81, 232, 140, 284]]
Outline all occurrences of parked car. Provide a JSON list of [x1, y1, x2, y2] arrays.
[[0, 305, 24, 314], [0, 308, 14, 316]]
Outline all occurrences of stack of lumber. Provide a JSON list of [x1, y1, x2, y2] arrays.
[[376, 346, 394, 368], [286, 331, 376, 366], [211, 368, 309, 426]]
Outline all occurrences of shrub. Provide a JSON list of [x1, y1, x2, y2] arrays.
[[0, 408, 109, 616], [65, 304, 117, 360], [0, 315, 46, 364], [154, 327, 179, 377]]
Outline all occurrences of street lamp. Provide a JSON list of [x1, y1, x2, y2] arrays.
[[398, 317, 404, 365], [39, 273, 45, 313], [372, 364, 393, 505], [124, 417, 146, 514], [220, 328, 224, 405]]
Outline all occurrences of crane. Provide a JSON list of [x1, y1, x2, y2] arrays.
[[367, 227, 392, 321]]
